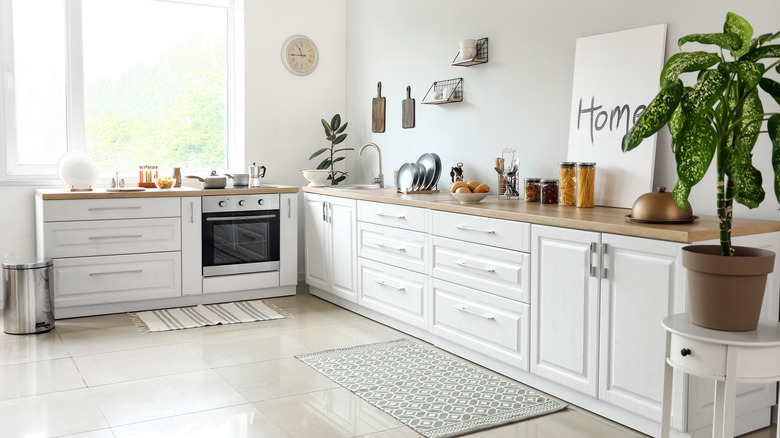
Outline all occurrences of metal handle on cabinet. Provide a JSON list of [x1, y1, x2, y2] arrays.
[[680, 348, 692, 357], [89, 269, 142, 277], [376, 211, 406, 219], [454, 259, 495, 273], [454, 224, 495, 234], [327, 202, 332, 223], [88, 206, 142, 211], [322, 201, 327, 222], [376, 242, 406, 252], [206, 214, 277, 222], [190, 201, 195, 224], [287, 197, 291, 219], [455, 304, 495, 320], [88, 234, 143, 240], [374, 279, 406, 291], [589, 242, 598, 278]]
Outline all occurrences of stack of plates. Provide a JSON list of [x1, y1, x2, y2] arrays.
[[395, 153, 441, 193]]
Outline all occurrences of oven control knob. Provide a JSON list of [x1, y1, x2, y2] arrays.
[[258, 199, 264, 206], [238, 200, 246, 206], [218, 200, 227, 208]]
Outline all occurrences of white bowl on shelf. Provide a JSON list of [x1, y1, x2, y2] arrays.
[[301, 169, 330, 187], [451, 192, 489, 204]]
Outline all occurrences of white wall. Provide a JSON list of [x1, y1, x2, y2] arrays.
[[344, 0, 780, 222]]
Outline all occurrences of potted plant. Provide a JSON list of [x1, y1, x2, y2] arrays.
[[622, 12, 780, 331], [309, 114, 353, 185]]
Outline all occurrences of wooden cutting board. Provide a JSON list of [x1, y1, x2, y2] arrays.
[[372, 82, 386, 133], [402, 86, 415, 129]]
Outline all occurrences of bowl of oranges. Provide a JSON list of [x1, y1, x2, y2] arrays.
[[450, 180, 490, 204]]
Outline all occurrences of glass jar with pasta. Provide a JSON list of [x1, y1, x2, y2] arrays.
[[575, 162, 596, 208], [558, 162, 576, 206]]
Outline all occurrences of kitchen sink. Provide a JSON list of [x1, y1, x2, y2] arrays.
[[326, 184, 381, 190]]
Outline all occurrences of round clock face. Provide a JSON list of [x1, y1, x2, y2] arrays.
[[282, 35, 319, 76]]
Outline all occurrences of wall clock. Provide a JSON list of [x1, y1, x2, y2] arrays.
[[282, 35, 319, 76]]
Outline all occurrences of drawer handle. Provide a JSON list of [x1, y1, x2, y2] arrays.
[[680, 348, 692, 357], [87, 206, 142, 211], [376, 211, 406, 219], [88, 234, 143, 240], [454, 224, 495, 234], [376, 242, 406, 252], [454, 259, 495, 273], [89, 269, 143, 277], [374, 279, 406, 291], [455, 304, 495, 320]]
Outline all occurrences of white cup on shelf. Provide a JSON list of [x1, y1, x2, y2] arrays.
[[460, 39, 476, 60], [443, 87, 453, 100]]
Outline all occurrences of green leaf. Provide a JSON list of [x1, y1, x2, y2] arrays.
[[736, 89, 764, 152], [332, 156, 345, 164], [334, 122, 348, 135], [321, 119, 332, 137], [330, 114, 341, 131], [622, 79, 684, 152], [732, 162, 764, 208], [769, 114, 780, 204], [333, 174, 347, 184], [759, 78, 780, 106], [755, 31, 780, 47], [332, 147, 354, 154], [680, 68, 728, 116], [724, 12, 753, 59], [732, 60, 765, 91], [672, 180, 692, 211], [741, 44, 780, 62], [316, 159, 331, 170], [333, 133, 347, 145], [668, 97, 687, 141], [678, 32, 742, 52], [675, 116, 717, 187], [309, 147, 328, 160], [660, 52, 720, 86]]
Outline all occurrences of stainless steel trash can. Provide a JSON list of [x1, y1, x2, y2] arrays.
[[3, 258, 54, 334]]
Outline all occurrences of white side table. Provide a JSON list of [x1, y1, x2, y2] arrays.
[[661, 313, 780, 438]]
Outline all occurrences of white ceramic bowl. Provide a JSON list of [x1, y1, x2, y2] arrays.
[[451, 192, 489, 204], [302, 169, 330, 187]]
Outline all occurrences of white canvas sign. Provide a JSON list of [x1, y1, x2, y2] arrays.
[[566, 24, 667, 208]]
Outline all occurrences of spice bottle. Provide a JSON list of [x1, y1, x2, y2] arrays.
[[541, 179, 559, 204], [575, 162, 596, 207], [524, 178, 541, 202], [558, 162, 576, 206]]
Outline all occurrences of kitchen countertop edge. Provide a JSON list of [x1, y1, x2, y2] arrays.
[[303, 186, 780, 243], [36, 185, 299, 200]]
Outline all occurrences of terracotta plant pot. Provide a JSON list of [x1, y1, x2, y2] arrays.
[[682, 245, 775, 331]]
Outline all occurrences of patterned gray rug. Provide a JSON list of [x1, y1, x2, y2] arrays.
[[295, 339, 567, 438]]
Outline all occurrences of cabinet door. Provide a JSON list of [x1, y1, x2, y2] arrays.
[[180, 197, 203, 295], [279, 193, 298, 287], [304, 193, 329, 291], [328, 197, 357, 302], [531, 225, 600, 396], [598, 234, 682, 422]]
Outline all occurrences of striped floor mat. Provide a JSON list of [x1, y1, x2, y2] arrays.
[[129, 300, 288, 333]]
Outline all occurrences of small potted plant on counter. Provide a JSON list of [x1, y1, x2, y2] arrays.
[[308, 114, 353, 185], [622, 12, 780, 331]]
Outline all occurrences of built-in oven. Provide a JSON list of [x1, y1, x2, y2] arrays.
[[201, 194, 280, 277]]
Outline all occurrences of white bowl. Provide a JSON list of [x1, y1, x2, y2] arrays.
[[451, 192, 489, 204], [302, 169, 330, 187]]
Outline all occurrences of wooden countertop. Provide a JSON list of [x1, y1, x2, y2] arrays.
[[36, 185, 299, 200], [304, 187, 780, 243]]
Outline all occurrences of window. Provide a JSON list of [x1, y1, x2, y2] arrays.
[[1, 0, 243, 179]]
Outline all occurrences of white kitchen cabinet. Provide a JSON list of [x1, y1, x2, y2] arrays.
[[304, 193, 357, 302], [358, 258, 428, 329], [279, 193, 299, 287], [181, 196, 202, 296], [531, 225, 600, 397]]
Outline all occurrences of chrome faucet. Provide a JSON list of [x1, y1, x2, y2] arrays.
[[359, 142, 384, 188]]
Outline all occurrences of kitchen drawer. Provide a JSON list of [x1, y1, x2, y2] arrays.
[[432, 279, 529, 370], [43, 197, 180, 222], [52, 252, 182, 311], [430, 210, 529, 252], [358, 200, 427, 232], [44, 217, 181, 258], [358, 222, 427, 274], [668, 333, 727, 378], [358, 258, 428, 329], [431, 235, 530, 303]]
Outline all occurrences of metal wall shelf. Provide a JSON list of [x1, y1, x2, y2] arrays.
[[452, 37, 488, 67], [421, 78, 463, 105]]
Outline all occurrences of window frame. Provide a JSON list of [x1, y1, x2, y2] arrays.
[[0, 0, 244, 183]]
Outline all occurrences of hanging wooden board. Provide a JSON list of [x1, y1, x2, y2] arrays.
[[372, 81, 386, 133], [402, 86, 415, 129]]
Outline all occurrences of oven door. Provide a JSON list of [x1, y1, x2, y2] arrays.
[[202, 209, 280, 277]]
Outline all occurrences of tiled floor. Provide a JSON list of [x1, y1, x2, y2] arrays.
[[0, 285, 775, 438]]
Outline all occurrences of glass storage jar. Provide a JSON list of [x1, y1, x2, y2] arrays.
[[558, 162, 576, 206], [524, 178, 541, 202], [575, 162, 596, 207], [541, 179, 559, 204]]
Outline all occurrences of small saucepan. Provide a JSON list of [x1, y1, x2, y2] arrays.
[[225, 173, 250, 186], [186, 170, 227, 189]]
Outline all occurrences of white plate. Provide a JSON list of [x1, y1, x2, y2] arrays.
[[57, 152, 99, 189]]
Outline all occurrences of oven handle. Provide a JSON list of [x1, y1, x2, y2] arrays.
[[205, 214, 277, 222]]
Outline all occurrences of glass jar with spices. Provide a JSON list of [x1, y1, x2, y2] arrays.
[[541, 179, 559, 204], [524, 178, 541, 202], [575, 162, 596, 207], [558, 162, 576, 206]]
